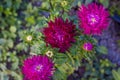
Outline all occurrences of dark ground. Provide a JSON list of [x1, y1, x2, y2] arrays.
[[98, 20, 120, 66]]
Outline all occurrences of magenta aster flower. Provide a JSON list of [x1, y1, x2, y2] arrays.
[[83, 42, 93, 51], [78, 3, 109, 35], [43, 18, 76, 52], [22, 55, 54, 80]]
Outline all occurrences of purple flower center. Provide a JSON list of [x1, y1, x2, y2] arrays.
[[34, 64, 43, 72], [83, 42, 93, 51], [54, 32, 64, 42], [87, 14, 100, 25]]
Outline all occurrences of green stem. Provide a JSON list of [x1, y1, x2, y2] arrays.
[[49, 0, 54, 10], [66, 52, 75, 66]]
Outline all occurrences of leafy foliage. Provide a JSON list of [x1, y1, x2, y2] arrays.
[[81, 59, 116, 80]]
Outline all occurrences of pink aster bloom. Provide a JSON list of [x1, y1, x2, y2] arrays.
[[83, 42, 93, 51], [43, 17, 76, 52], [22, 55, 54, 80], [78, 3, 109, 35]]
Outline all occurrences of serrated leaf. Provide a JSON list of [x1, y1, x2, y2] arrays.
[[53, 69, 67, 80], [99, 0, 109, 8], [96, 46, 108, 54], [112, 70, 120, 80], [54, 53, 67, 58], [57, 63, 74, 76], [11, 57, 19, 70], [25, 16, 35, 24]]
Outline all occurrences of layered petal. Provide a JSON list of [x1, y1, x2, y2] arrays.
[[22, 55, 54, 80], [78, 3, 109, 35], [43, 18, 76, 52]]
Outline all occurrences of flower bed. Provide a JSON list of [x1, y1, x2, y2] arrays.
[[0, 0, 119, 80]]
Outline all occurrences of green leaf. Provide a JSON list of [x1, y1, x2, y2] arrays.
[[53, 69, 67, 80], [118, 68, 120, 74], [5, 0, 12, 7], [85, 0, 93, 5], [4, 8, 12, 16], [0, 5, 3, 12], [72, 0, 81, 6], [99, 0, 109, 8], [9, 26, 16, 33], [25, 16, 35, 25], [0, 64, 7, 71], [3, 75, 9, 80], [0, 72, 4, 80], [11, 57, 19, 70], [10, 71, 22, 80], [16, 43, 26, 51], [7, 39, 14, 48], [96, 46, 108, 54], [41, 1, 50, 9], [54, 53, 67, 58], [54, 53, 68, 65], [56, 63, 74, 77], [112, 70, 120, 80], [0, 39, 6, 45]]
